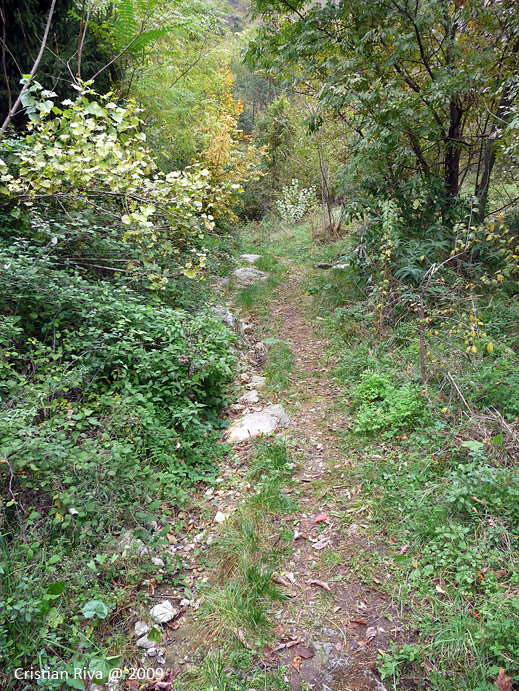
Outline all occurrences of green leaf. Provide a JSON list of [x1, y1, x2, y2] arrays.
[[88, 656, 122, 683], [48, 581, 65, 597], [82, 600, 109, 619], [148, 626, 162, 643]]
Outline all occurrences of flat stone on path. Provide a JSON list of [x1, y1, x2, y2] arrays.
[[226, 404, 291, 443], [239, 253, 262, 263], [227, 411, 278, 442], [233, 267, 267, 285], [249, 375, 266, 389], [239, 389, 259, 404], [263, 403, 292, 426]]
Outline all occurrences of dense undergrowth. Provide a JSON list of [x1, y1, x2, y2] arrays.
[[0, 93, 241, 685], [300, 223, 519, 691], [0, 234, 236, 687]]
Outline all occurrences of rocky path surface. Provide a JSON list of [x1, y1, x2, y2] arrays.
[[124, 260, 408, 691]]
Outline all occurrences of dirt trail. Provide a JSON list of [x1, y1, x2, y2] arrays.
[[137, 264, 408, 691], [261, 268, 403, 691]]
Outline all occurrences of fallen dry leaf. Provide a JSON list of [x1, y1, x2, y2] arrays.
[[349, 618, 368, 626], [293, 529, 309, 541], [424, 658, 436, 673], [306, 578, 331, 591], [495, 668, 513, 691], [230, 627, 252, 649], [398, 544, 409, 555], [312, 538, 330, 550], [274, 623, 284, 637], [273, 636, 301, 651], [435, 583, 447, 594], [365, 626, 377, 642], [262, 645, 278, 665], [273, 575, 292, 588], [313, 513, 329, 524], [297, 645, 315, 659], [291, 655, 302, 672]]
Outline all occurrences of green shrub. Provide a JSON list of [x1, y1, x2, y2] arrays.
[[464, 356, 519, 420], [351, 371, 426, 435]]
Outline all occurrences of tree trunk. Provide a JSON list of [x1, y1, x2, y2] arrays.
[[444, 96, 463, 202], [474, 86, 513, 223]]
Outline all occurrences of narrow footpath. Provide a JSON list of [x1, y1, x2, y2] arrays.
[[133, 258, 411, 691]]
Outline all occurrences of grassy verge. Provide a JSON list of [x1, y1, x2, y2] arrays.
[[177, 439, 297, 691]]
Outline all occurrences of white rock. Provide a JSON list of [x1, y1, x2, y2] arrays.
[[150, 601, 177, 624], [248, 375, 266, 390], [214, 511, 228, 523], [116, 530, 149, 556], [134, 621, 150, 638], [239, 253, 261, 263], [180, 598, 191, 607], [233, 267, 267, 285], [263, 403, 292, 427], [151, 557, 165, 568], [136, 634, 155, 649], [239, 390, 259, 404], [157, 653, 165, 664], [211, 305, 236, 329], [226, 411, 278, 443], [230, 403, 246, 412], [147, 647, 157, 657]]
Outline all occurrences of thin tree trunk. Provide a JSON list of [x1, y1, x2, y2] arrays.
[[444, 96, 463, 202], [474, 82, 515, 223], [0, 0, 57, 136]]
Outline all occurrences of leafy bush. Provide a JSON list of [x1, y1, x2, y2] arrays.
[[351, 371, 426, 435], [464, 356, 519, 421]]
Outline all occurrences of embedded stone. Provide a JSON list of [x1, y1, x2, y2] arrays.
[[233, 267, 267, 285], [239, 253, 262, 263]]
